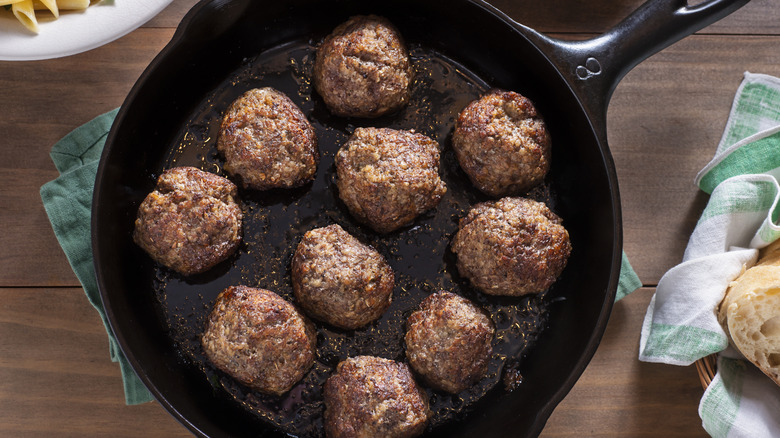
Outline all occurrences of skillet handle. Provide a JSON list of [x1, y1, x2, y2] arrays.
[[513, 0, 750, 142]]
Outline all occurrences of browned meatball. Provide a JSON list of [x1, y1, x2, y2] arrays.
[[291, 224, 394, 329], [201, 286, 316, 396], [132, 166, 242, 276], [335, 127, 446, 233], [404, 291, 494, 393], [314, 15, 413, 118], [217, 87, 318, 190], [451, 197, 571, 296], [324, 356, 430, 438], [452, 90, 551, 197]]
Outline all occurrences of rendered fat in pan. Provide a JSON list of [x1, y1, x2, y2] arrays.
[[92, 0, 750, 437]]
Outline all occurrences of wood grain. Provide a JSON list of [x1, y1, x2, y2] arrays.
[[0, 286, 704, 437], [0, 288, 189, 438], [0, 29, 174, 287], [1, 0, 778, 436], [541, 289, 708, 437], [612, 35, 780, 282], [146, 0, 780, 35]]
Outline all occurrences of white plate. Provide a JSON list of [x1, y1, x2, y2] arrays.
[[0, 0, 173, 61]]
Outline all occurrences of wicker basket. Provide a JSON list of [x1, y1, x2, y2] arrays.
[[695, 354, 718, 389]]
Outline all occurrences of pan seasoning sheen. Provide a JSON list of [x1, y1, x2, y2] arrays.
[[93, 1, 749, 437]]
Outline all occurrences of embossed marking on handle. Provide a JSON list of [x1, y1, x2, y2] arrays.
[[576, 57, 602, 80]]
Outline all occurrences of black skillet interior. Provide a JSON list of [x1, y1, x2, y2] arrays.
[[93, 1, 620, 437]]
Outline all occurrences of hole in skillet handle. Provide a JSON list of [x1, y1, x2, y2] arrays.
[[509, 0, 752, 140]]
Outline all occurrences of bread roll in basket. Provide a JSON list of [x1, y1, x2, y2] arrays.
[[718, 239, 780, 387]]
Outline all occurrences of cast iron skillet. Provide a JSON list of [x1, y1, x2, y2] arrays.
[[92, 0, 749, 437]]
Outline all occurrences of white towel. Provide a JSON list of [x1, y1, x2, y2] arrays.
[[639, 72, 780, 438]]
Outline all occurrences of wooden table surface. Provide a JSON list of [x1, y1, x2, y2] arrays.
[[2, 0, 779, 436]]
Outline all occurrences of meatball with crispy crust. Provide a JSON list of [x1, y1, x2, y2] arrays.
[[314, 15, 413, 118], [451, 197, 571, 296], [201, 286, 316, 396], [132, 166, 242, 276], [405, 291, 494, 393], [217, 87, 318, 190], [452, 89, 551, 197], [335, 127, 446, 233], [324, 356, 430, 438], [291, 224, 394, 329]]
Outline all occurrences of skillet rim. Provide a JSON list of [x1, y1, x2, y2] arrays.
[[91, 0, 623, 436]]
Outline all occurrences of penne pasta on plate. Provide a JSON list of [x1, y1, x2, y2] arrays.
[[34, 0, 89, 10], [34, 0, 59, 19], [3, 0, 95, 33], [11, 1, 37, 34]]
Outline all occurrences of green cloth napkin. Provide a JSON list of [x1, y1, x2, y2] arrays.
[[617, 251, 642, 301], [639, 72, 780, 437], [39, 108, 154, 405], [38, 107, 641, 406]]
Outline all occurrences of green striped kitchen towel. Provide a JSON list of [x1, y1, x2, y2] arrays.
[[40, 108, 154, 405], [639, 72, 780, 437]]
